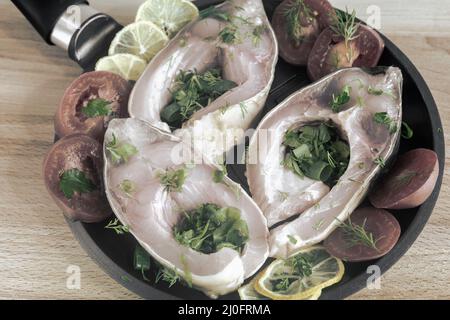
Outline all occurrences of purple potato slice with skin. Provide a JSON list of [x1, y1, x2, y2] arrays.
[[55, 71, 131, 142], [248, 67, 403, 259], [324, 207, 401, 262], [307, 24, 385, 81], [272, 0, 335, 66], [43, 134, 112, 223], [369, 148, 439, 209]]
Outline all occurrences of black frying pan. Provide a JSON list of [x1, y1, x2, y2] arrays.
[[12, 0, 445, 299]]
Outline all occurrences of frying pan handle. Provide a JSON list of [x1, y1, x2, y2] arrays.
[[11, 0, 88, 45]]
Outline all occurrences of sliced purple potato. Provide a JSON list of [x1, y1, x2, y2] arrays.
[[272, 0, 335, 66], [324, 207, 401, 262], [55, 71, 131, 141], [369, 148, 439, 210], [43, 134, 112, 223], [307, 24, 385, 81]]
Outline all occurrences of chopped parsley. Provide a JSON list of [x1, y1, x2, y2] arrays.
[[160, 69, 237, 128], [174, 203, 249, 254], [159, 168, 188, 193], [81, 98, 112, 117], [283, 123, 350, 186], [106, 134, 138, 165], [373, 112, 398, 134], [330, 85, 351, 112], [59, 168, 96, 199]]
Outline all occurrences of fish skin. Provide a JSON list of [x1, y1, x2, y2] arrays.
[[103, 118, 269, 297], [247, 67, 403, 259], [128, 0, 278, 162]]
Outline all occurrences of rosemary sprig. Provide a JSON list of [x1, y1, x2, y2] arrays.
[[283, 0, 314, 44], [330, 9, 359, 62], [330, 8, 359, 46], [338, 218, 381, 250]]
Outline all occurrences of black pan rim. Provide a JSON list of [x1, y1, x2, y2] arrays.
[[64, 14, 445, 302]]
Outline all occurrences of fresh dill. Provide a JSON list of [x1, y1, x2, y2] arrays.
[[283, 0, 314, 44], [105, 218, 130, 235]]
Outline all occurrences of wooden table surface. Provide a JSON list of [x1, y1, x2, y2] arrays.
[[0, 0, 448, 300]]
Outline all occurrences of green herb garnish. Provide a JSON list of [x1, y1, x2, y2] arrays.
[[133, 245, 151, 281], [287, 235, 298, 245], [159, 168, 188, 192], [251, 24, 267, 46], [156, 266, 180, 288], [283, 123, 350, 186], [270, 254, 313, 293], [81, 98, 112, 117], [119, 179, 136, 197], [160, 69, 237, 128], [373, 112, 398, 134], [59, 168, 96, 199], [283, 0, 314, 44], [392, 170, 417, 189], [330, 8, 359, 61], [367, 86, 384, 96], [374, 156, 386, 168], [213, 164, 228, 184], [338, 218, 382, 250], [401, 121, 414, 139], [219, 24, 239, 44], [199, 6, 232, 21], [330, 85, 351, 112], [106, 134, 138, 164], [174, 203, 249, 254], [105, 218, 130, 235]]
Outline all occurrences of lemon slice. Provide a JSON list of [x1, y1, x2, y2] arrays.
[[109, 21, 169, 62], [136, 0, 199, 38], [95, 54, 147, 81], [239, 278, 322, 300], [254, 246, 344, 300], [238, 279, 269, 300]]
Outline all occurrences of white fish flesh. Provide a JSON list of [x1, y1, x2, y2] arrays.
[[128, 0, 278, 162], [246, 67, 403, 258], [103, 118, 269, 297]]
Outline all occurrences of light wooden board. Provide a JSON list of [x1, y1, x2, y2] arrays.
[[0, 0, 448, 300]]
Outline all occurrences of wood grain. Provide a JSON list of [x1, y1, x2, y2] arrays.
[[0, 0, 448, 300]]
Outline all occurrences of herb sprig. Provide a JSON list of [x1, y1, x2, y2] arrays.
[[283, 0, 314, 44], [106, 134, 138, 165], [160, 69, 237, 128], [105, 218, 130, 235], [373, 112, 398, 134], [270, 254, 313, 293], [81, 98, 112, 118], [338, 218, 382, 251], [330, 85, 351, 112], [59, 168, 96, 199], [174, 203, 249, 254], [283, 123, 350, 186], [159, 168, 188, 193]]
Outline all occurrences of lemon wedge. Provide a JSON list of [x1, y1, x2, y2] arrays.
[[95, 54, 147, 81], [109, 21, 169, 62], [254, 246, 344, 300], [136, 0, 199, 38]]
